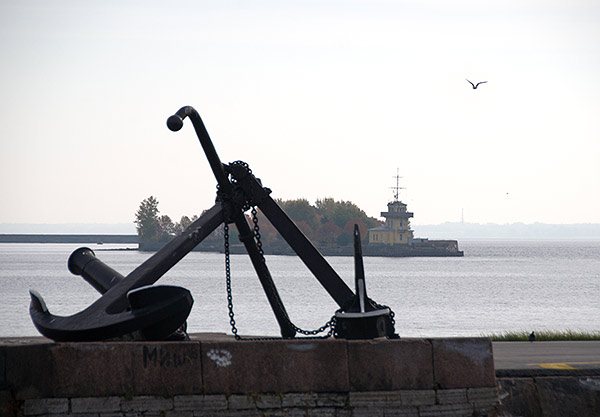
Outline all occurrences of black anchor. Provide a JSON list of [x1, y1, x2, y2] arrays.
[[30, 105, 395, 342]]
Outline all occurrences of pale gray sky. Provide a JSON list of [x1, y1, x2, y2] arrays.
[[1, 0, 599, 227]]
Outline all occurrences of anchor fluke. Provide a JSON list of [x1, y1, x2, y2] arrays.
[[128, 285, 193, 340], [29, 289, 48, 313], [29, 285, 193, 342]]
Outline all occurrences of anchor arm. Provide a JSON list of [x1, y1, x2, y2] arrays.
[[30, 285, 193, 342], [29, 203, 224, 341], [68, 247, 190, 340]]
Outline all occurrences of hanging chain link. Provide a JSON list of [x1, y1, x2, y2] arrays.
[[223, 206, 336, 340], [378, 302, 396, 328], [251, 207, 264, 258], [224, 223, 240, 340]]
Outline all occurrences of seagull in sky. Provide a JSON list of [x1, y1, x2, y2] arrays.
[[466, 79, 487, 89]]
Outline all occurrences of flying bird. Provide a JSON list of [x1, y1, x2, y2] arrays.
[[466, 79, 487, 89]]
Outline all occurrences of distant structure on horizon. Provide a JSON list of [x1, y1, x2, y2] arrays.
[[365, 172, 463, 257]]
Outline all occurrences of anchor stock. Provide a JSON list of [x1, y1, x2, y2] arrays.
[[68, 247, 124, 294]]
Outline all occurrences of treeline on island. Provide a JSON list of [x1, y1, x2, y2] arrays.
[[134, 196, 383, 252]]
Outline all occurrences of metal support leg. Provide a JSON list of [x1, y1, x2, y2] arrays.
[[232, 213, 296, 338], [258, 196, 354, 307]]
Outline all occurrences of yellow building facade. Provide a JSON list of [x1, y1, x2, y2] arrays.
[[368, 200, 414, 246]]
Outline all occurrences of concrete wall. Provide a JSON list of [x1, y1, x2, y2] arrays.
[[0, 336, 498, 417], [496, 372, 600, 417]]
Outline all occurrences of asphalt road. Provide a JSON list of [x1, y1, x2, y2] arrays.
[[493, 341, 600, 370]]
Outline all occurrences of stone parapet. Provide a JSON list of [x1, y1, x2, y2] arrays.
[[0, 336, 498, 417], [11, 390, 499, 417]]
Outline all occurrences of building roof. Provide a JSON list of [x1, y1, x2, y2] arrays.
[[368, 226, 393, 232], [388, 200, 407, 206]]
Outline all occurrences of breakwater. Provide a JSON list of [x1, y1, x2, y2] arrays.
[[0, 235, 137, 244]]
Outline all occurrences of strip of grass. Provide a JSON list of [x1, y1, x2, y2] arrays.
[[485, 330, 600, 341]]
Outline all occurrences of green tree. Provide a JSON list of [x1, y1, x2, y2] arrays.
[[134, 195, 382, 251], [316, 220, 342, 247], [158, 215, 176, 237], [336, 232, 353, 247], [134, 196, 161, 247], [295, 220, 315, 241], [175, 215, 192, 234], [277, 198, 319, 230], [343, 218, 368, 239], [314, 198, 337, 222], [315, 198, 375, 229]]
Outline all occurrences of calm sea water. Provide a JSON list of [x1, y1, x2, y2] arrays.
[[0, 240, 598, 338]]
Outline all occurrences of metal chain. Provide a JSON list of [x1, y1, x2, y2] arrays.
[[224, 223, 240, 340], [293, 315, 337, 337], [251, 207, 264, 259], [222, 160, 345, 339], [250, 207, 335, 337], [222, 207, 336, 340], [373, 300, 396, 328]]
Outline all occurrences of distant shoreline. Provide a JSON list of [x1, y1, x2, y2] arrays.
[[2, 218, 600, 244], [2, 233, 599, 249], [413, 222, 600, 240]]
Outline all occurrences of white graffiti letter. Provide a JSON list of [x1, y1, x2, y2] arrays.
[[207, 349, 232, 367]]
